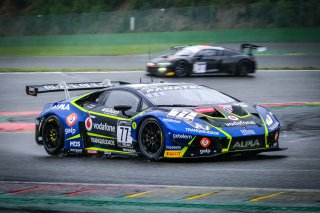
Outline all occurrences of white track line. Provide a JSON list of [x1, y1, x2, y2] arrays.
[[0, 180, 319, 192], [0, 70, 320, 75]]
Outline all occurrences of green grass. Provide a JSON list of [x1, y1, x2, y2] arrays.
[[0, 27, 319, 56]]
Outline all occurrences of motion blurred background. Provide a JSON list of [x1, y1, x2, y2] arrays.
[[0, 0, 319, 57]]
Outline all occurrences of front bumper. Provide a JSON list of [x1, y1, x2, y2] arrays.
[[146, 65, 175, 76]]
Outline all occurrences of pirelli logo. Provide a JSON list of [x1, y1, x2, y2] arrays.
[[164, 151, 182, 158]]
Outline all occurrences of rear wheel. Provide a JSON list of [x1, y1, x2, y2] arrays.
[[175, 61, 190, 77], [236, 60, 251, 76], [138, 118, 165, 161], [42, 115, 64, 155]]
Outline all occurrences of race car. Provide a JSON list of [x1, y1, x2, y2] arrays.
[[26, 80, 285, 161], [146, 44, 266, 77]]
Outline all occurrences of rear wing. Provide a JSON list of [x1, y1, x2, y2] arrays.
[[240, 43, 267, 55], [26, 79, 130, 99]]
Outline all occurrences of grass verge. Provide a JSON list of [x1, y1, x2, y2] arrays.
[[0, 27, 319, 56]]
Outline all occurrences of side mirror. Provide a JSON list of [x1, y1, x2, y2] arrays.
[[114, 105, 132, 117]]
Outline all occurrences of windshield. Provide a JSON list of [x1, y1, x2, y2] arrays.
[[174, 46, 200, 56], [139, 85, 237, 106]]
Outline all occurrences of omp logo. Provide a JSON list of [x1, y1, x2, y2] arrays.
[[93, 122, 115, 132], [66, 113, 78, 127], [173, 134, 192, 140], [233, 139, 260, 149]]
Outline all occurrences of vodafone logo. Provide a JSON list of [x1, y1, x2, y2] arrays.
[[200, 137, 210, 148], [66, 113, 78, 127], [85, 117, 93, 131], [228, 115, 238, 121]]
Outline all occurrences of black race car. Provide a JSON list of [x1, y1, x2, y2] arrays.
[[146, 44, 266, 77]]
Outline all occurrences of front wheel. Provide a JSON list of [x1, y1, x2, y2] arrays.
[[138, 118, 165, 161], [175, 61, 190, 77], [42, 115, 64, 155]]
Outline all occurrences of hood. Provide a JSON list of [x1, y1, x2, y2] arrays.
[[161, 102, 264, 128], [151, 55, 188, 64]]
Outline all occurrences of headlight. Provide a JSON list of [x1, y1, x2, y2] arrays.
[[157, 62, 171, 67], [147, 62, 156, 66], [265, 114, 274, 126]]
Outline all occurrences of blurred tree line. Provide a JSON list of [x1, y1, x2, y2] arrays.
[[0, 0, 318, 16]]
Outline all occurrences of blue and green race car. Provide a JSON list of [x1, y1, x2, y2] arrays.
[[26, 80, 285, 160]]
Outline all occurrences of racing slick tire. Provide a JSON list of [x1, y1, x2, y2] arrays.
[[42, 115, 64, 155], [175, 60, 190, 77], [236, 60, 251, 76], [138, 117, 166, 161]]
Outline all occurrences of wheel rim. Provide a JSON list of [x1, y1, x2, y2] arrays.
[[175, 62, 188, 77], [239, 63, 249, 76], [44, 121, 61, 150], [140, 121, 163, 156]]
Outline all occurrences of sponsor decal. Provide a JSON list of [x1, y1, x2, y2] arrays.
[[233, 139, 260, 149], [101, 108, 120, 115], [66, 113, 78, 127], [143, 85, 202, 94], [162, 118, 181, 124], [186, 128, 219, 135], [87, 150, 98, 154], [164, 151, 181, 157], [122, 148, 136, 153], [194, 107, 216, 114], [269, 122, 278, 131], [166, 145, 182, 150], [228, 115, 238, 121], [104, 151, 112, 155], [69, 141, 81, 147], [44, 83, 104, 91], [240, 129, 256, 135], [234, 103, 248, 107], [168, 108, 197, 121], [118, 142, 133, 148], [219, 105, 233, 113], [86, 104, 97, 109], [225, 120, 255, 127], [92, 122, 116, 132], [85, 117, 93, 131], [65, 127, 76, 135], [172, 134, 192, 140], [132, 122, 137, 129], [200, 148, 211, 155], [70, 149, 83, 153], [193, 62, 207, 73], [52, 103, 70, 110], [200, 137, 211, 148], [90, 137, 115, 146]]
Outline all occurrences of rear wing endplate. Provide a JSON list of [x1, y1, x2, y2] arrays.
[[26, 79, 129, 99], [240, 43, 267, 55]]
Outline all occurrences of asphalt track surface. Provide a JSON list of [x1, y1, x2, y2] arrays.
[[1, 42, 320, 69], [0, 70, 320, 212]]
